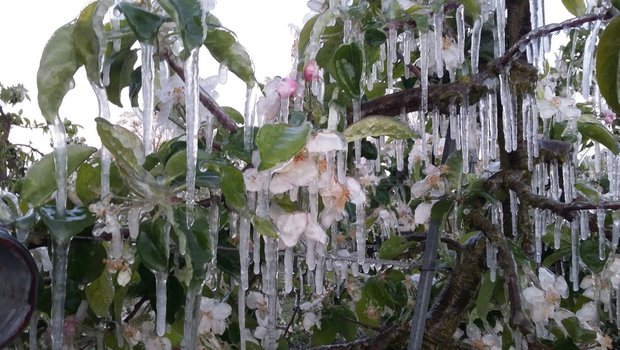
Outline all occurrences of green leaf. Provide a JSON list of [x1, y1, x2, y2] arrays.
[[378, 235, 415, 259], [364, 28, 386, 47], [222, 106, 244, 124], [475, 272, 494, 320], [86, 270, 115, 318], [561, 317, 597, 343], [343, 116, 415, 142], [158, 0, 206, 59], [37, 22, 80, 124], [173, 207, 211, 286], [562, 0, 586, 16], [68, 240, 107, 285], [430, 199, 454, 225], [445, 150, 464, 188], [118, 3, 166, 43], [74, 1, 111, 85], [220, 166, 246, 210], [256, 123, 311, 171], [579, 237, 608, 273], [333, 43, 363, 98], [251, 216, 278, 239], [575, 181, 600, 202], [137, 219, 170, 273], [37, 206, 95, 243], [458, 0, 480, 17], [204, 27, 256, 87], [597, 15, 620, 117], [105, 48, 138, 107], [577, 114, 620, 154], [297, 14, 319, 64], [21, 144, 96, 207]]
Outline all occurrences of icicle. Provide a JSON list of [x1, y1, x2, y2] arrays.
[[396, 140, 405, 171], [182, 283, 203, 350], [456, 5, 465, 65], [580, 210, 589, 241], [617, 286, 620, 330], [355, 203, 366, 264], [253, 226, 261, 275], [141, 43, 155, 154], [419, 30, 429, 114], [315, 242, 326, 294], [488, 90, 499, 160], [90, 84, 111, 198], [50, 240, 70, 350], [327, 98, 340, 130], [387, 25, 397, 91], [264, 237, 279, 350], [613, 214, 620, 251], [243, 88, 254, 152], [499, 74, 515, 152], [337, 149, 347, 184], [206, 190, 221, 289], [184, 48, 201, 227], [554, 218, 563, 250], [461, 100, 470, 173], [307, 239, 316, 271], [279, 94, 290, 124], [238, 289, 246, 350], [486, 239, 497, 282], [155, 271, 168, 336], [571, 219, 580, 291], [510, 190, 518, 237], [471, 17, 482, 74], [218, 63, 228, 84], [495, 0, 506, 57], [353, 98, 362, 164], [598, 209, 606, 260], [239, 195, 253, 290], [449, 102, 461, 151], [284, 247, 294, 293], [581, 20, 602, 100], [433, 10, 444, 78], [110, 4, 122, 52], [403, 28, 412, 79], [534, 208, 543, 264]]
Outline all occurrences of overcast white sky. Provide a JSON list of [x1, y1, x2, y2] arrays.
[[0, 1, 570, 152]]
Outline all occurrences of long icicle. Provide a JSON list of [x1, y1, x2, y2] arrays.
[[141, 43, 155, 154], [184, 48, 201, 227]]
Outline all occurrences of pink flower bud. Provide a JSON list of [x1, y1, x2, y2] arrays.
[[304, 60, 319, 82], [277, 77, 298, 98]]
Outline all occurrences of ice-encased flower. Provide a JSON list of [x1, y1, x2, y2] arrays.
[[522, 267, 568, 324], [198, 298, 232, 335], [537, 86, 581, 121], [274, 211, 328, 247]]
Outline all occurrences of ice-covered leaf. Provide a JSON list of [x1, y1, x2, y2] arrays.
[[378, 235, 415, 259], [256, 123, 311, 171], [137, 219, 170, 273], [118, 2, 166, 43], [220, 165, 246, 211], [575, 181, 600, 202], [562, 0, 586, 16], [74, 0, 110, 85], [579, 237, 608, 273], [204, 27, 255, 87], [251, 215, 278, 239], [222, 106, 244, 124], [21, 145, 96, 207], [37, 22, 80, 124], [173, 208, 211, 286], [561, 317, 597, 343], [343, 116, 415, 142], [158, 0, 206, 59], [105, 48, 138, 107], [458, 0, 480, 17], [86, 270, 115, 318], [67, 240, 107, 285], [333, 43, 363, 98], [37, 206, 95, 243], [596, 15, 620, 116], [577, 114, 620, 154], [430, 199, 454, 225]]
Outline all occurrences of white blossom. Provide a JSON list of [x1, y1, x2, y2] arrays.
[[522, 267, 568, 325], [198, 298, 232, 335]]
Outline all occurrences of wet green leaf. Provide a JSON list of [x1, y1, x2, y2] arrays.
[[37, 22, 80, 124], [579, 237, 607, 273], [575, 181, 600, 202], [222, 106, 244, 124], [251, 215, 278, 239], [256, 123, 311, 170], [86, 270, 115, 318], [105, 48, 138, 107], [204, 27, 256, 87], [118, 2, 166, 43], [430, 199, 454, 225], [577, 114, 620, 154], [343, 116, 415, 142], [378, 235, 415, 259], [561, 317, 597, 343], [137, 219, 170, 273], [596, 15, 620, 116], [158, 0, 206, 59], [562, 0, 586, 16], [38, 206, 95, 243], [68, 240, 107, 285], [74, 1, 111, 84], [21, 144, 96, 207], [220, 166, 246, 210], [333, 43, 363, 98]]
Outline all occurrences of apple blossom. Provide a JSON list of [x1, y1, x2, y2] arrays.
[[198, 298, 232, 335]]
